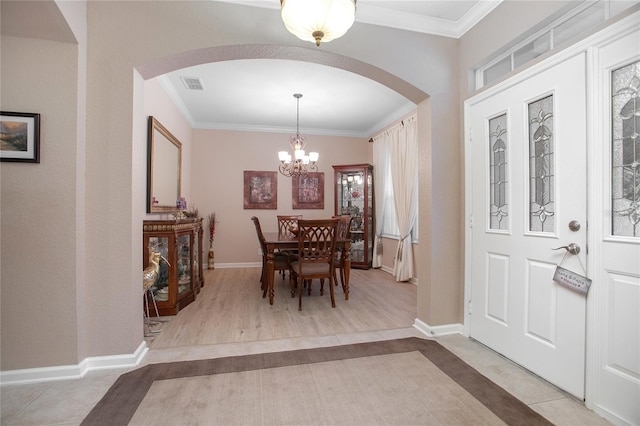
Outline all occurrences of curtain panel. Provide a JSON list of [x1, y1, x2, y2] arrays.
[[371, 114, 418, 281]]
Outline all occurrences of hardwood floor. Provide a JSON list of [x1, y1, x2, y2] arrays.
[[2, 267, 610, 426], [149, 267, 417, 349]]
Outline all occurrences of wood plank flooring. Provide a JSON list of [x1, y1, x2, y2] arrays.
[[149, 267, 417, 349]]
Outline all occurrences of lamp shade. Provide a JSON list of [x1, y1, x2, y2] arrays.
[[281, 0, 356, 46]]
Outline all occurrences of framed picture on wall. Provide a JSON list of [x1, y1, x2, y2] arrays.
[[244, 170, 277, 209], [0, 111, 41, 163], [293, 172, 324, 209]]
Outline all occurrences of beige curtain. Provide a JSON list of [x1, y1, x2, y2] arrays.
[[372, 136, 389, 268], [390, 116, 418, 281], [372, 115, 418, 281]]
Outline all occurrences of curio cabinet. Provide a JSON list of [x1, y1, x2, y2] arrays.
[[333, 164, 374, 269], [143, 218, 204, 316]]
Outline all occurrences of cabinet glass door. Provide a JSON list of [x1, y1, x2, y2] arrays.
[[334, 164, 373, 268], [193, 230, 200, 291], [365, 171, 373, 261], [337, 171, 366, 264], [148, 236, 170, 301], [177, 234, 191, 297]]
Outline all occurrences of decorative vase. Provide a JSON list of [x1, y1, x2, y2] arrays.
[[208, 245, 215, 270]]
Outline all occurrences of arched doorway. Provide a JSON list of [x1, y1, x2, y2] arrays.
[[134, 44, 429, 346]]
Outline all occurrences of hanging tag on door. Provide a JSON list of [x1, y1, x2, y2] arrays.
[[553, 251, 591, 295], [553, 266, 591, 294]]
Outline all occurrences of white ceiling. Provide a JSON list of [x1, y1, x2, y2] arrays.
[[160, 59, 417, 138], [0, 0, 503, 138], [163, 0, 502, 138]]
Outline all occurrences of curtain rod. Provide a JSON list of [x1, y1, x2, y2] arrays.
[[370, 114, 416, 143]]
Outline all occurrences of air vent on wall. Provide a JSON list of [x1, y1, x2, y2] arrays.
[[180, 76, 205, 91]]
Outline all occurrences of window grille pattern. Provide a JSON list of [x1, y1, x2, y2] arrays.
[[528, 95, 555, 232], [612, 60, 640, 237], [489, 114, 508, 230]]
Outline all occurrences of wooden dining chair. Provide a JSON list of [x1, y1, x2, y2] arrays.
[[251, 216, 290, 298], [332, 215, 354, 291], [276, 215, 303, 278], [277, 215, 303, 238], [288, 218, 339, 311]]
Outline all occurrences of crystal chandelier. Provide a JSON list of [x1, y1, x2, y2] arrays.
[[280, 0, 356, 47], [278, 93, 318, 178]]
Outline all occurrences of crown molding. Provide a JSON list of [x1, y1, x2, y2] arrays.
[[214, 0, 503, 38]]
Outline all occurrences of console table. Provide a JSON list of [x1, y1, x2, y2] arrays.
[[143, 218, 204, 316]]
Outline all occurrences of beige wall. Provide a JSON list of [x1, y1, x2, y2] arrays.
[[143, 77, 193, 217], [1, 0, 599, 372], [437, 0, 579, 329], [0, 36, 80, 369], [145, 77, 384, 269], [0, 0, 464, 370], [191, 129, 371, 265], [458, 1, 576, 98]]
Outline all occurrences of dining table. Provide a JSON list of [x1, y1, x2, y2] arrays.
[[262, 231, 352, 305]]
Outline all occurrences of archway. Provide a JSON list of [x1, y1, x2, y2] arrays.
[[136, 44, 428, 105], [133, 43, 432, 344]]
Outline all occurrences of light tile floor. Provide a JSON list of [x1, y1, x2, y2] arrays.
[[1, 328, 610, 426]]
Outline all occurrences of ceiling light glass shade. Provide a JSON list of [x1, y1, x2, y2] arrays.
[[278, 151, 291, 163], [280, 0, 356, 46]]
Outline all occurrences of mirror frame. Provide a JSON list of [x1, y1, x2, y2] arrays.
[[147, 116, 182, 213]]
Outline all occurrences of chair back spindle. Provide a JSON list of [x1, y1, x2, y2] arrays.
[[277, 215, 303, 238]]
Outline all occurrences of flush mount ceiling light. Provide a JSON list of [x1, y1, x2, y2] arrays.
[[280, 0, 356, 46], [278, 93, 319, 178]]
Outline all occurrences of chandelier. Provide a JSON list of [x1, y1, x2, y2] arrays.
[[278, 93, 319, 178], [280, 0, 356, 46]]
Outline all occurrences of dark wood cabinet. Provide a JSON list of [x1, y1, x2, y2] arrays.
[[143, 218, 204, 316], [333, 164, 374, 269]]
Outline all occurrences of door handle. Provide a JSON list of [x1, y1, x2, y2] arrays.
[[552, 243, 580, 255]]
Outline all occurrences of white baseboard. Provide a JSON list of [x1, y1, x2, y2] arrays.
[[379, 265, 394, 275], [0, 341, 148, 386], [376, 265, 418, 285], [211, 262, 261, 269], [413, 318, 464, 337], [591, 404, 635, 426], [214, 263, 419, 287]]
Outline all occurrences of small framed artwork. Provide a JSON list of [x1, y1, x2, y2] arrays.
[[244, 171, 277, 209], [0, 111, 41, 163], [293, 172, 324, 209]]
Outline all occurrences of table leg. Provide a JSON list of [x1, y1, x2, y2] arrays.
[[343, 242, 351, 300], [266, 244, 276, 305]]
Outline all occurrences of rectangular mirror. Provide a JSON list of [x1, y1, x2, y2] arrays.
[[147, 116, 182, 213]]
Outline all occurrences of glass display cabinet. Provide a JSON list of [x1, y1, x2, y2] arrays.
[[143, 218, 204, 316], [333, 164, 374, 269]]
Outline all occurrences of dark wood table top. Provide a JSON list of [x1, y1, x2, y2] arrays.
[[263, 232, 351, 246]]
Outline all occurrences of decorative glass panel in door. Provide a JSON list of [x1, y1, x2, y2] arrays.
[[528, 94, 555, 233], [489, 114, 509, 231], [611, 60, 640, 237]]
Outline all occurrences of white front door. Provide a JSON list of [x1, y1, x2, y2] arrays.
[[466, 52, 588, 398], [589, 27, 640, 424]]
